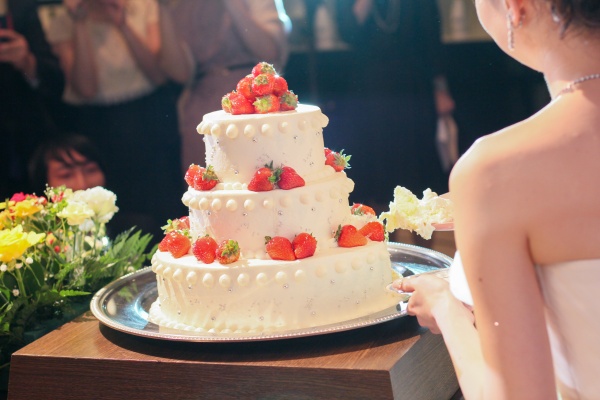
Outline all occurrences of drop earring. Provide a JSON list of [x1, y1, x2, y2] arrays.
[[507, 10, 515, 51], [507, 10, 523, 51]]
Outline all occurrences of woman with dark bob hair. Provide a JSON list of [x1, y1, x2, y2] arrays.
[[28, 133, 106, 194], [394, 0, 600, 398]]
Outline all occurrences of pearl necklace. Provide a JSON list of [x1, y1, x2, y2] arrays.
[[556, 73, 600, 97]]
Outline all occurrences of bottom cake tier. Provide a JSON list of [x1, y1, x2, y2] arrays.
[[149, 242, 400, 333]]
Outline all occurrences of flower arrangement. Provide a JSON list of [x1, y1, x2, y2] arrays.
[[0, 186, 154, 371]]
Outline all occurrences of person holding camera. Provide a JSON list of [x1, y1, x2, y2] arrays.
[[0, 0, 65, 199]]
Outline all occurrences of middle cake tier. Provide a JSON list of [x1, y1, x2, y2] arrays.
[[182, 169, 355, 259]]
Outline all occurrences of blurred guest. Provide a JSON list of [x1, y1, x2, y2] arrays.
[[28, 133, 106, 194], [45, 0, 190, 238], [336, 0, 455, 204], [28, 132, 159, 239], [0, 0, 65, 200], [163, 0, 290, 172]]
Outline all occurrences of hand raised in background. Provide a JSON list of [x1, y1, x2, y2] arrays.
[[0, 28, 36, 77], [98, 0, 127, 28], [64, 0, 89, 21]]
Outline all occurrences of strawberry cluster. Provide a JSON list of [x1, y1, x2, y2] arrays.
[[248, 161, 305, 192], [193, 237, 240, 265], [222, 62, 298, 115], [265, 232, 317, 261], [336, 203, 386, 247], [158, 218, 241, 265]]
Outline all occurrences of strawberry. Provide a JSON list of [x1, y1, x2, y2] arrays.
[[279, 90, 298, 111], [251, 61, 277, 77], [277, 166, 305, 190], [175, 216, 190, 230], [351, 203, 376, 216], [184, 164, 202, 187], [273, 75, 288, 96], [335, 225, 368, 248], [252, 73, 276, 97], [254, 94, 280, 114], [222, 91, 254, 115], [236, 74, 255, 101], [292, 232, 317, 259], [265, 236, 296, 261], [166, 230, 191, 258], [324, 147, 333, 157], [221, 91, 235, 113], [325, 149, 351, 172], [216, 239, 240, 265], [358, 221, 386, 242], [192, 235, 218, 264], [158, 231, 175, 252], [162, 216, 190, 234], [248, 162, 277, 191], [185, 164, 219, 191]]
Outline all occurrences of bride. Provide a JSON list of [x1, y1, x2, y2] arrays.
[[396, 0, 600, 398]]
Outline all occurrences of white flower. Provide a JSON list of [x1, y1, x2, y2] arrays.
[[379, 186, 453, 240], [0, 264, 7, 272], [15, 262, 23, 269], [12, 289, 19, 297], [84, 235, 106, 251], [78, 219, 95, 232], [25, 257, 33, 264], [57, 200, 95, 226], [72, 187, 119, 223], [62, 188, 74, 200]]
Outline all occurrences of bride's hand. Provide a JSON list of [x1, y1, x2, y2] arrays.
[[399, 274, 472, 334]]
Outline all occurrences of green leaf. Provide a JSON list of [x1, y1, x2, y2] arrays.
[[58, 290, 90, 297]]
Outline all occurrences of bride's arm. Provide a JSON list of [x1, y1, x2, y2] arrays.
[[449, 138, 556, 399], [403, 136, 557, 399]]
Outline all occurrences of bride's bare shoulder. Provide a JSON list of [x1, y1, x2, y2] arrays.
[[450, 102, 571, 192]]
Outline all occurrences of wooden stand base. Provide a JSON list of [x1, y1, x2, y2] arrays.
[[8, 312, 458, 399]]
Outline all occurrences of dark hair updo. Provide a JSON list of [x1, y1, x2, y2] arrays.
[[548, 0, 600, 33]]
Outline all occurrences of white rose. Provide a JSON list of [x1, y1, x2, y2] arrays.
[[62, 188, 74, 200], [57, 200, 95, 226], [72, 187, 119, 223], [78, 219, 95, 232]]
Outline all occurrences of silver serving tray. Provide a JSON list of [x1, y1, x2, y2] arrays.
[[90, 242, 452, 342]]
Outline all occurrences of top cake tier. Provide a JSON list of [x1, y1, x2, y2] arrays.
[[196, 105, 329, 186]]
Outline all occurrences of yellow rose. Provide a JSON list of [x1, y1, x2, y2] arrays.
[[0, 210, 11, 229], [0, 225, 45, 263], [10, 198, 44, 218], [57, 201, 95, 226]]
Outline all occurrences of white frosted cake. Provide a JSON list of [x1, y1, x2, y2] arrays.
[[149, 104, 399, 334]]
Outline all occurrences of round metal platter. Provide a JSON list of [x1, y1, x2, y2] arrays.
[[90, 242, 452, 342]]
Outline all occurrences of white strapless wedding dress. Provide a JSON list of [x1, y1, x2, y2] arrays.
[[449, 252, 600, 400]]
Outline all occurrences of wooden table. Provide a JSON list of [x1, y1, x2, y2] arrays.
[[8, 312, 458, 399]]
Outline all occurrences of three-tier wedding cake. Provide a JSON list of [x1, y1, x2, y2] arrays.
[[149, 64, 398, 334]]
